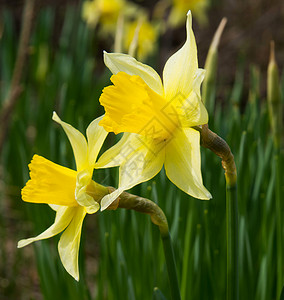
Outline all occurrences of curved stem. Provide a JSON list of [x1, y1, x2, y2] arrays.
[[198, 124, 239, 300], [116, 191, 181, 300]]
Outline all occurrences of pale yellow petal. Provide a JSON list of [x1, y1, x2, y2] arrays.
[[58, 206, 86, 281], [48, 204, 60, 211], [100, 187, 124, 211], [17, 207, 76, 248], [75, 170, 100, 214], [164, 127, 211, 199], [95, 132, 133, 168], [52, 112, 88, 171], [86, 115, 108, 167], [175, 68, 208, 127], [101, 135, 165, 210], [104, 51, 164, 96], [193, 68, 206, 97], [174, 90, 208, 128], [163, 11, 198, 101], [118, 136, 165, 188]]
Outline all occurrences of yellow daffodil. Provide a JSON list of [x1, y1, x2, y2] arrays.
[[124, 18, 158, 61], [169, 0, 208, 27], [18, 112, 109, 281], [96, 11, 211, 211], [82, 0, 124, 30]]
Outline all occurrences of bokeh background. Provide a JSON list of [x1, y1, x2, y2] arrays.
[[0, 0, 284, 299]]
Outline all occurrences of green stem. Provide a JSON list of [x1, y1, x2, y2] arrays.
[[275, 152, 283, 298], [267, 41, 283, 298], [226, 183, 239, 300], [117, 191, 181, 300], [161, 231, 181, 300], [198, 124, 239, 300]]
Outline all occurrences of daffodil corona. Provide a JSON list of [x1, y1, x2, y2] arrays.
[[18, 112, 109, 281], [96, 11, 211, 210]]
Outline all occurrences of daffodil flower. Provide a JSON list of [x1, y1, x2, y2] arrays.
[[82, 0, 125, 29], [18, 112, 109, 281], [96, 11, 211, 210], [124, 18, 158, 61], [169, 0, 208, 27]]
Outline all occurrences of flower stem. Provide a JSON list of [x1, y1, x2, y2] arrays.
[[267, 41, 283, 297], [161, 231, 181, 300], [198, 124, 239, 300], [116, 191, 181, 300], [226, 183, 239, 300], [275, 151, 283, 297]]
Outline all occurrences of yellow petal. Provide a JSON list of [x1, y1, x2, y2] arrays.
[[86, 115, 108, 168], [104, 51, 164, 96], [52, 112, 88, 171], [100, 187, 124, 211], [164, 127, 211, 199], [193, 68, 206, 97], [48, 204, 60, 211], [174, 90, 208, 128], [163, 11, 198, 102], [176, 68, 208, 127], [160, 68, 208, 128], [17, 206, 76, 248], [22, 155, 78, 207], [118, 136, 165, 188], [100, 134, 165, 210], [58, 206, 86, 281], [95, 132, 132, 168]]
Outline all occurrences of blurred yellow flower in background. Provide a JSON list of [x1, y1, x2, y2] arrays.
[[82, 0, 160, 60], [124, 18, 158, 61], [169, 0, 208, 26], [82, 0, 125, 31]]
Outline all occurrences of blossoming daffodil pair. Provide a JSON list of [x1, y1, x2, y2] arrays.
[[17, 112, 113, 281], [96, 11, 211, 210], [19, 11, 211, 281]]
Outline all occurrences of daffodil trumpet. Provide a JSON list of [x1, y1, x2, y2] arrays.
[[18, 112, 109, 281], [96, 11, 211, 211]]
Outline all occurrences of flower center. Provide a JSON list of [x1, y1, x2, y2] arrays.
[[99, 72, 179, 140]]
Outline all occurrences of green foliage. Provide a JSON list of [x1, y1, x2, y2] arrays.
[[1, 5, 283, 300]]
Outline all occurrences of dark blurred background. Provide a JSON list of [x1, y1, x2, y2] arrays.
[[1, 0, 283, 102]]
